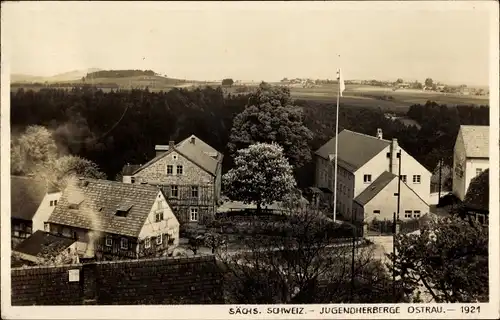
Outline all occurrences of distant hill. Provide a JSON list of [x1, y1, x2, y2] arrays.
[[86, 69, 157, 79], [10, 69, 199, 91], [11, 68, 102, 83]]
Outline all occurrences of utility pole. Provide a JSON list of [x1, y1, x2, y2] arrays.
[[393, 149, 402, 301], [438, 159, 443, 200]]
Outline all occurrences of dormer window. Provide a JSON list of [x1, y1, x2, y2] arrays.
[[68, 191, 85, 209], [116, 203, 133, 217]]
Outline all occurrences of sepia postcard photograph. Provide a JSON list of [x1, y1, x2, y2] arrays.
[[1, 1, 499, 319]]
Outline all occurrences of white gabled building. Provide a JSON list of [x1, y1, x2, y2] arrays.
[[314, 128, 431, 222], [452, 125, 489, 201]]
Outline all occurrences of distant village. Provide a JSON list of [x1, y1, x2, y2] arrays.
[[279, 77, 489, 95]]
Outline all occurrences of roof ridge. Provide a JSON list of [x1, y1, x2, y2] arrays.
[[342, 129, 392, 143]]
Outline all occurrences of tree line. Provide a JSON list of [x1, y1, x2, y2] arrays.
[[10, 85, 489, 188]]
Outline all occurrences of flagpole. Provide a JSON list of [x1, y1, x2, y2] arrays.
[[333, 69, 340, 223]]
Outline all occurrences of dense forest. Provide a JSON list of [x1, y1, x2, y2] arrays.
[[10, 86, 489, 188]]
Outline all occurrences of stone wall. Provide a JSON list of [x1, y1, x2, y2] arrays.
[[11, 255, 223, 305]]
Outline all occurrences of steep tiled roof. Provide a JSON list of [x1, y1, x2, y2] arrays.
[[11, 176, 59, 221], [460, 125, 489, 158], [133, 140, 219, 176], [354, 171, 397, 206], [48, 178, 160, 237], [315, 130, 391, 172], [176, 141, 219, 175], [14, 230, 75, 258], [177, 135, 223, 160]]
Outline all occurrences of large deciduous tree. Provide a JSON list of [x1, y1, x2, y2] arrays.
[[11, 125, 106, 189], [388, 216, 488, 302], [11, 125, 58, 174], [222, 142, 296, 213], [228, 83, 313, 168]]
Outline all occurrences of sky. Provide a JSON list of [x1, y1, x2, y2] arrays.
[[2, 1, 494, 86]]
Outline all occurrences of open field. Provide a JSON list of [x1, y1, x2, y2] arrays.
[[289, 84, 489, 107]]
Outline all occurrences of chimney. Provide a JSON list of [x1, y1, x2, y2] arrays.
[[155, 145, 169, 157], [169, 140, 175, 149], [190, 136, 196, 144], [376, 128, 383, 139], [390, 138, 399, 174]]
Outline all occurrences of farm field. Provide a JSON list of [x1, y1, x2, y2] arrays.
[[288, 84, 489, 107]]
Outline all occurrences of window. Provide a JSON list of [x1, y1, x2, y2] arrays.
[[363, 174, 372, 183], [400, 175, 407, 183], [20, 223, 25, 230], [105, 236, 113, 247], [176, 165, 183, 175], [476, 168, 483, 177], [171, 185, 178, 198], [44, 223, 50, 232], [191, 186, 199, 198], [190, 208, 199, 221], [386, 152, 391, 158], [54, 200, 58, 206], [412, 175, 421, 184], [144, 237, 151, 249], [120, 238, 128, 250], [157, 234, 163, 245], [413, 210, 421, 218], [50, 200, 54, 206], [166, 165, 173, 175], [373, 210, 380, 214], [155, 211, 164, 222], [173, 154, 178, 160], [404, 210, 412, 218], [131, 177, 135, 184]]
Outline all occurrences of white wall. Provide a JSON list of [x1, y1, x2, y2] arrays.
[[464, 158, 489, 198], [32, 192, 62, 233], [354, 145, 431, 204], [360, 178, 430, 223], [452, 131, 489, 201], [138, 191, 180, 246]]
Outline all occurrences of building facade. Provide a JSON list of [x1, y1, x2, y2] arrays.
[[314, 129, 431, 221], [452, 125, 489, 201], [124, 135, 223, 227], [11, 176, 61, 248], [47, 178, 180, 261], [352, 171, 430, 223]]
